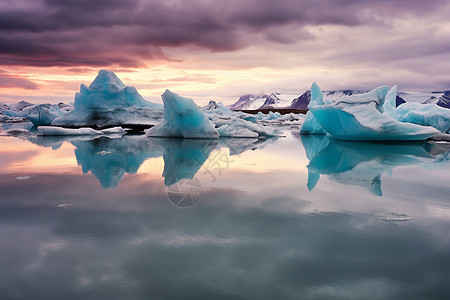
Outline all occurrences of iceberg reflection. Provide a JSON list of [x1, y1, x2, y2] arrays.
[[23, 134, 277, 188], [72, 135, 162, 188], [301, 135, 448, 196], [154, 138, 218, 186]]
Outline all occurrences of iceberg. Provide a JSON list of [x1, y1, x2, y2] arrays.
[[8, 100, 34, 111], [309, 84, 439, 141], [147, 90, 219, 138], [396, 102, 450, 134], [300, 82, 327, 135], [217, 117, 281, 138], [202, 100, 258, 126], [0, 113, 27, 123], [25, 104, 64, 126], [52, 70, 162, 129]]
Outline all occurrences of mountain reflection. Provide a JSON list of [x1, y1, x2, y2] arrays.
[[24, 134, 277, 188], [301, 135, 448, 196]]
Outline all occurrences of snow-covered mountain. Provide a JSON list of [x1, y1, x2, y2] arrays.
[[437, 91, 450, 108], [229, 93, 267, 110], [398, 91, 450, 109], [230, 89, 413, 110], [259, 92, 297, 109], [288, 90, 310, 110]]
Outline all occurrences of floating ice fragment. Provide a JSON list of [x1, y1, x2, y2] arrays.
[[38, 126, 104, 136], [217, 117, 281, 138], [97, 151, 112, 156], [101, 127, 126, 134], [376, 212, 411, 222], [16, 176, 31, 180], [7, 128, 32, 135], [57, 204, 73, 209]]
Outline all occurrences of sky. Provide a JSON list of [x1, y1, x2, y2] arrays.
[[0, 0, 450, 105]]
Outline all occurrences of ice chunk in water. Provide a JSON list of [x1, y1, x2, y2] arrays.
[[309, 85, 439, 141], [147, 90, 219, 138], [396, 102, 450, 134]]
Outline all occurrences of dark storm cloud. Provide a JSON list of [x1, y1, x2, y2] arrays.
[[0, 0, 448, 67]]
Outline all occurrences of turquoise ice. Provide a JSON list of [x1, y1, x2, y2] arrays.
[[307, 83, 439, 141], [52, 70, 162, 128], [147, 90, 219, 138]]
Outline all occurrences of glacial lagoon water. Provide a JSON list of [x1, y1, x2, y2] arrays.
[[1, 125, 450, 299]]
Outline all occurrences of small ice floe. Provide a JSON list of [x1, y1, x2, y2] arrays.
[[16, 175, 31, 180], [97, 151, 112, 156], [7, 129, 32, 135], [57, 204, 72, 209], [38, 126, 104, 136], [430, 133, 450, 142], [376, 212, 411, 222], [101, 127, 126, 134]]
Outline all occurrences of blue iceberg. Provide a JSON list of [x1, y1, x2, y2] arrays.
[[52, 70, 162, 129], [300, 82, 327, 135], [217, 117, 281, 138], [147, 90, 219, 138], [309, 84, 439, 141], [396, 102, 450, 134], [26, 104, 64, 126]]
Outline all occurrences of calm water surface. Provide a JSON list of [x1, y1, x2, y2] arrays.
[[1, 125, 450, 299]]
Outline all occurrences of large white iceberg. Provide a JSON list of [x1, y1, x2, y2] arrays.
[[147, 90, 219, 138], [396, 102, 450, 134], [52, 70, 162, 129], [308, 84, 439, 141], [217, 117, 281, 138]]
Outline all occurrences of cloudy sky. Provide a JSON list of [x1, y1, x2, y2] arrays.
[[1, 0, 450, 105]]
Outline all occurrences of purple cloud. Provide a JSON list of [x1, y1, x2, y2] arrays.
[[0, 74, 39, 89], [0, 0, 448, 68]]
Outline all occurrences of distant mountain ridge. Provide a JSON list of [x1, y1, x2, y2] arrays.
[[436, 91, 450, 109], [229, 89, 448, 111]]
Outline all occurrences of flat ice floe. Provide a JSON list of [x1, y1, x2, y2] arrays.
[[37, 126, 125, 136], [217, 117, 281, 138]]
